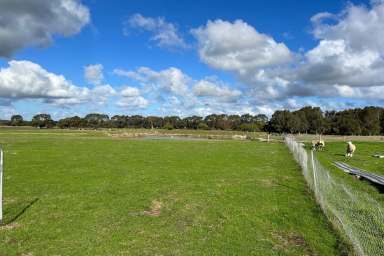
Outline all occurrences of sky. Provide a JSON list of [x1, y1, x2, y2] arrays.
[[1, 0, 384, 120]]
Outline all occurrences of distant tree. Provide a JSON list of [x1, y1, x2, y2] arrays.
[[295, 106, 325, 134], [163, 116, 183, 129], [163, 122, 174, 130], [286, 113, 301, 133], [380, 111, 384, 135], [333, 110, 362, 135], [240, 114, 254, 124], [197, 122, 209, 130], [204, 114, 219, 129], [228, 115, 241, 130], [32, 114, 54, 128], [255, 114, 268, 123], [255, 114, 268, 131], [238, 123, 258, 132], [111, 115, 127, 128], [358, 107, 381, 135], [324, 110, 337, 134], [183, 116, 203, 129], [237, 114, 267, 131], [17, 107, 384, 134], [292, 110, 309, 133], [144, 116, 164, 129], [215, 114, 232, 130], [269, 110, 292, 133], [10, 115, 23, 126], [127, 115, 144, 128], [58, 116, 84, 129], [84, 113, 110, 128]]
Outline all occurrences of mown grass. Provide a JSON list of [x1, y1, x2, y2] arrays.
[[0, 127, 282, 141], [0, 130, 346, 255]]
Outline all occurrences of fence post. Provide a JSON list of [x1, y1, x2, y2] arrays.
[[311, 150, 318, 195], [0, 147, 3, 224]]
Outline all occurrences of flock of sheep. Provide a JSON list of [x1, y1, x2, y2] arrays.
[[312, 139, 356, 157]]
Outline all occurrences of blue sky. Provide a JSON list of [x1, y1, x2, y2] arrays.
[[1, 0, 383, 120]]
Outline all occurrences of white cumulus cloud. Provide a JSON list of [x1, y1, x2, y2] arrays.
[[0, 60, 115, 106], [114, 67, 190, 96], [190, 2, 384, 105], [113, 66, 251, 115], [117, 86, 148, 109], [124, 13, 187, 49], [0, 60, 89, 101], [0, 0, 90, 57], [192, 19, 291, 72], [311, 2, 384, 52], [121, 86, 141, 97], [193, 79, 241, 103], [84, 64, 104, 85]]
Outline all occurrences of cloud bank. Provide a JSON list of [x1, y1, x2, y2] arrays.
[[3, 1, 384, 118], [0, 0, 90, 57], [192, 1, 384, 105]]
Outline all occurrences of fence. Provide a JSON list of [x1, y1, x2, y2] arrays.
[[285, 136, 384, 256]]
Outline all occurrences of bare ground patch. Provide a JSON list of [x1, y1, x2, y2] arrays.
[[272, 231, 316, 255], [259, 178, 277, 187], [0, 222, 21, 231], [143, 200, 163, 217]]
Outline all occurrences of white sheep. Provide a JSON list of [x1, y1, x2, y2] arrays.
[[346, 141, 356, 157]]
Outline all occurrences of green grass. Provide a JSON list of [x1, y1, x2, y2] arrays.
[[315, 141, 384, 203], [0, 130, 346, 255], [0, 126, 281, 141]]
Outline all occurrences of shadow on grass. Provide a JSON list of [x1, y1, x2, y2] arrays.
[[275, 182, 303, 192], [360, 178, 384, 194], [2, 198, 39, 225]]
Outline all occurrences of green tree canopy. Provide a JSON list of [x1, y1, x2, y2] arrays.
[[10, 114, 23, 126], [31, 114, 54, 128]]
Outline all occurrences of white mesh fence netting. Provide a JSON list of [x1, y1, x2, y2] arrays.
[[284, 135, 384, 256]]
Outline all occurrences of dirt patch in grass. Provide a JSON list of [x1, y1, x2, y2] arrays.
[[0, 223, 21, 231], [143, 200, 163, 217], [18, 252, 33, 256], [3, 197, 17, 203], [272, 231, 315, 255], [5, 237, 18, 244], [259, 178, 277, 187]]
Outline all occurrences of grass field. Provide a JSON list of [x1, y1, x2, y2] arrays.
[[315, 141, 384, 202], [0, 129, 348, 255]]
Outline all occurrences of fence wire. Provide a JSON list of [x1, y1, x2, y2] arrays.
[[285, 136, 384, 256]]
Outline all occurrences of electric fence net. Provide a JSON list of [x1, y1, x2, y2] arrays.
[[285, 136, 384, 256]]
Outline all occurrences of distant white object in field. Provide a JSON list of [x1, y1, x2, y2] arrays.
[[232, 135, 247, 140], [346, 141, 356, 157], [312, 140, 325, 151]]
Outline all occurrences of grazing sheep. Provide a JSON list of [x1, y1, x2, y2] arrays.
[[232, 135, 247, 140], [312, 140, 325, 151], [346, 141, 356, 157]]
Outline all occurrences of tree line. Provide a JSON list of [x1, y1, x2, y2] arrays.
[[267, 106, 384, 135], [8, 113, 268, 132], [6, 106, 384, 135]]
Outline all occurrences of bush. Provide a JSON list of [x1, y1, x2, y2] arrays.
[[238, 123, 259, 132], [163, 123, 174, 130], [197, 122, 209, 130]]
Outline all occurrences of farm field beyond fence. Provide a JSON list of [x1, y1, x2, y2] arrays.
[[316, 141, 384, 202], [0, 130, 348, 255]]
